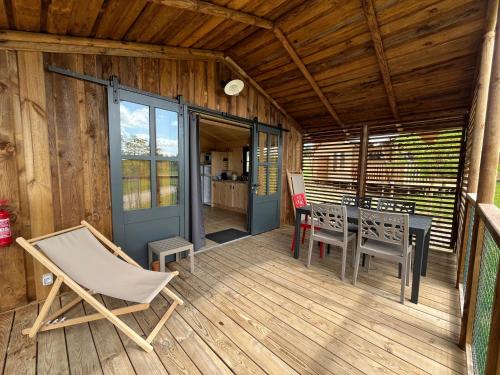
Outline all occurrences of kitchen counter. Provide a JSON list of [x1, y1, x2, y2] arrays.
[[211, 180, 248, 213], [213, 180, 249, 184]]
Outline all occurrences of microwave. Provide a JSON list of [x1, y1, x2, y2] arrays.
[[204, 152, 211, 164]]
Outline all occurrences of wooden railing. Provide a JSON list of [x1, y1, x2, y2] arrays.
[[458, 198, 500, 375]]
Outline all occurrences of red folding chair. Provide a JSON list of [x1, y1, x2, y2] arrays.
[[290, 193, 324, 258]]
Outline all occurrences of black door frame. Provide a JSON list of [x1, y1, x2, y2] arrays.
[[108, 86, 190, 266]]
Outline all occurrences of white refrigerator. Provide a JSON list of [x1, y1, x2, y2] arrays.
[[200, 165, 212, 205]]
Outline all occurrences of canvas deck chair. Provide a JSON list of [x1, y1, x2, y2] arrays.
[[16, 220, 184, 353]]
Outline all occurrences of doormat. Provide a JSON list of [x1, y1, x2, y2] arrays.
[[206, 228, 249, 244]]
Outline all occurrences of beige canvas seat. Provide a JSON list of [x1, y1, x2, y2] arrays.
[[16, 221, 184, 352]]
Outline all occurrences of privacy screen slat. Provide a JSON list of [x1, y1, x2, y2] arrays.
[[302, 120, 466, 252], [303, 127, 361, 204]]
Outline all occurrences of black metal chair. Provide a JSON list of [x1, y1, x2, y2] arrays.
[[341, 195, 372, 209], [341, 195, 358, 207], [377, 198, 415, 214]]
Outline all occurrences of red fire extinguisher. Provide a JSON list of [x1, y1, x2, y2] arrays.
[[0, 200, 13, 247]]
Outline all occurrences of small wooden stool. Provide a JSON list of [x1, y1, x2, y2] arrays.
[[148, 237, 194, 273]]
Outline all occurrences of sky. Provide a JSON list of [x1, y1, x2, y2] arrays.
[[120, 101, 178, 157]]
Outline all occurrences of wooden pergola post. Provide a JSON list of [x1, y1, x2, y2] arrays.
[[459, 1, 500, 352], [456, 0, 499, 288], [357, 124, 369, 196], [468, 0, 499, 193]]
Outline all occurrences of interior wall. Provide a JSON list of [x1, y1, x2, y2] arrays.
[[0, 50, 302, 311]]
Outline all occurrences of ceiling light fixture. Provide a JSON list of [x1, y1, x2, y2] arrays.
[[223, 79, 245, 96]]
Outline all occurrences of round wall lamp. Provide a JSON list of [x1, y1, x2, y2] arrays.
[[222, 79, 245, 96]]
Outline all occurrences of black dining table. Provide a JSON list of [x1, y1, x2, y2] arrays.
[[293, 205, 433, 304]]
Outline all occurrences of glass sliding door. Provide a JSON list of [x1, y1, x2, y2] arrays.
[[109, 89, 186, 267]]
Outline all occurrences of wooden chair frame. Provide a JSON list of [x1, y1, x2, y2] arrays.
[[16, 220, 184, 353]]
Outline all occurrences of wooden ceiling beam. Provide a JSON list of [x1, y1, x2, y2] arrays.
[[273, 26, 345, 128], [224, 56, 301, 130], [149, 0, 273, 29], [361, 0, 400, 121], [0, 30, 224, 60]]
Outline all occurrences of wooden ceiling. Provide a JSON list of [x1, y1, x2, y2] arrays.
[[0, 0, 488, 132], [199, 119, 250, 151]]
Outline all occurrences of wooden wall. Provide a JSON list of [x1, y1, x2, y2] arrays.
[[0, 50, 302, 311]]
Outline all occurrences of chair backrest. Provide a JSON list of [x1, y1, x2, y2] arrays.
[[341, 195, 357, 207], [292, 193, 307, 209], [341, 195, 372, 209], [311, 203, 347, 237], [358, 208, 409, 253], [358, 196, 372, 209], [287, 170, 307, 217], [377, 198, 415, 214]]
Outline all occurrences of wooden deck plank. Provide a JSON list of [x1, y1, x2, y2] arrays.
[[206, 236, 464, 359], [3, 304, 37, 375], [0, 227, 465, 375], [61, 293, 103, 375], [0, 311, 14, 373], [150, 298, 233, 375], [241, 233, 461, 337], [192, 252, 464, 374], [170, 275, 302, 375], [82, 296, 135, 375], [132, 298, 202, 375], [264, 230, 460, 302], [188, 253, 440, 375], [37, 297, 70, 375], [101, 295, 167, 375], [169, 262, 364, 375]]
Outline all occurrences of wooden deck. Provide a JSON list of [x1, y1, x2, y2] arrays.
[[0, 226, 464, 375]]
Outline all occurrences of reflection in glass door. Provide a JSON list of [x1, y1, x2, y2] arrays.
[[109, 89, 185, 267]]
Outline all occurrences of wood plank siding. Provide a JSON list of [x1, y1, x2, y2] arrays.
[[0, 228, 465, 374], [0, 50, 302, 312]]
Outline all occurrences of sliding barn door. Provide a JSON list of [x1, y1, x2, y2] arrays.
[[108, 89, 187, 268], [250, 124, 283, 235]]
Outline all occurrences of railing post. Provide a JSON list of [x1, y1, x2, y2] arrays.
[[456, 198, 471, 288], [460, 1, 500, 351], [357, 124, 368, 197]]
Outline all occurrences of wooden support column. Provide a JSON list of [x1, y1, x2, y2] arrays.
[[460, 2, 500, 349], [357, 124, 369, 196], [456, 0, 498, 296], [17, 51, 55, 301], [467, 0, 499, 193]]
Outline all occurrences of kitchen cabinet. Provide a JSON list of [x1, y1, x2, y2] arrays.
[[233, 183, 248, 211], [228, 148, 243, 175], [211, 181, 248, 213], [211, 152, 226, 177]]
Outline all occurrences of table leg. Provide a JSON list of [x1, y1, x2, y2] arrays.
[[190, 247, 194, 273], [294, 213, 301, 259], [148, 248, 152, 270], [411, 231, 424, 304], [421, 229, 431, 276], [160, 255, 166, 273]]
